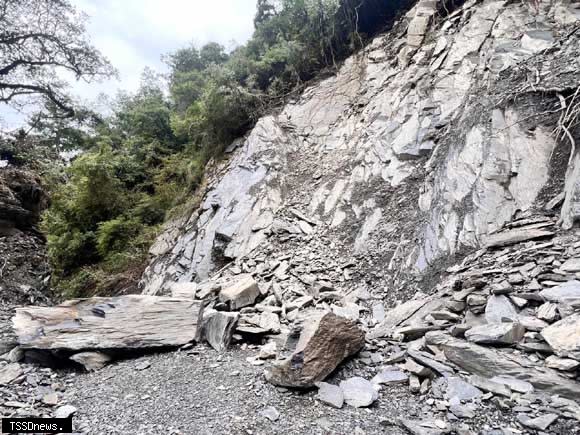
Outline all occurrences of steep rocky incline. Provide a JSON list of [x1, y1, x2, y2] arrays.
[[142, 0, 580, 299]]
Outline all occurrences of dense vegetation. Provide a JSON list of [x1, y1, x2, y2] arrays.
[[1, 0, 407, 297]]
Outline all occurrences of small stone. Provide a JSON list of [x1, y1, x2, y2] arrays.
[[540, 280, 580, 303], [260, 406, 280, 422], [371, 369, 409, 385], [340, 377, 378, 408], [135, 360, 151, 371], [409, 375, 421, 394], [516, 413, 558, 431], [70, 352, 112, 371], [258, 341, 277, 360], [405, 359, 433, 378], [449, 402, 476, 419], [429, 311, 460, 322], [372, 304, 386, 323], [54, 405, 77, 419], [42, 392, 59, 406], [490, 281, 513, 295], [316, 382, 344, 409], [6, 346, 24, 363], [466, 294, 487, 307]]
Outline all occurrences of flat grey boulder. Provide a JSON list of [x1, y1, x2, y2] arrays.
[[219, 275, 260, 310], [316, 382, 344, 408], [541, 313, 580, 360], [12, 296, 203, 351], [265, 312, 364, 388], [465, 323, 525, 345], [339, 377, 378, 408]]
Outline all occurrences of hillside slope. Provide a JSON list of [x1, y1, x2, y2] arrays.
[[142, 0, 580, 303]]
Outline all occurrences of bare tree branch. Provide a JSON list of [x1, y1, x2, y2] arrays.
[[0, 0, 116, 119]]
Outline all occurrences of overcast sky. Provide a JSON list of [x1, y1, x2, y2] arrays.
[[0, 0, 257, 129]]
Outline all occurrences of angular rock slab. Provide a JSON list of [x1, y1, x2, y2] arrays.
[[316, 382, 344, 409], [485, 295, 518, 324], [13, 296, 203, 351], [219, 275, 260, 310], [265, 312, 364, 388], [431, 334, 580, 400], [541, 313, 580, 360], [484, 228, 554, 248], [0, 363, 23, 385], [540, 280, 580, 303], [465, 322, 525, 345], [200, 309, 239, 352]]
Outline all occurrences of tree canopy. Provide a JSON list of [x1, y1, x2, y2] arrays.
[[0, 0, 116, 117], [34, 0, 408, 296]]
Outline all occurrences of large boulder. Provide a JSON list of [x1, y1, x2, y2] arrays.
[[265, 312, 364, 388]]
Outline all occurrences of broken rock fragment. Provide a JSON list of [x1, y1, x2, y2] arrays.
[[0, 362, 23, 385], [219, 275, 260, 310], [371, 369, 408, 386], [200, 309, 239, 352], [316, 382, 344, 408], [339, 377, 378, 408], [541, 313, 580, 360], [465, 323, 525, 345], [265, 312, 364, 388], [517, 413, 558, 431]]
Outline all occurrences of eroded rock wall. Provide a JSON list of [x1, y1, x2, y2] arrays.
[[141, 0, 580, 299]]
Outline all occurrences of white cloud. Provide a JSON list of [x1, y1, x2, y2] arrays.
[[72, 0, 257, 96]]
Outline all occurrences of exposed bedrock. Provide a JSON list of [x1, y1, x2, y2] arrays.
[[140, 0, 580, 299]]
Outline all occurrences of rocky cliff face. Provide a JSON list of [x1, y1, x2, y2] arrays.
[[141, 0, 580, 305]]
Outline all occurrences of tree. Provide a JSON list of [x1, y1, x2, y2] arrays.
[[0, 0, 116, 117]]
